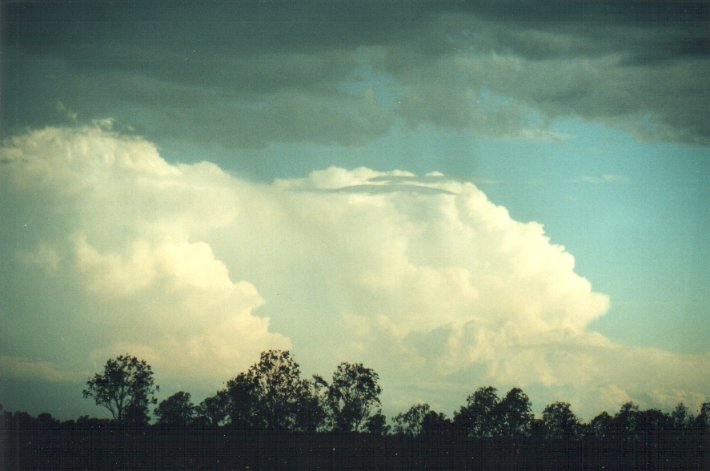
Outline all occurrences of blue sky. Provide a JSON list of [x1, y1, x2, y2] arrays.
[[1, 0, 708, 421]]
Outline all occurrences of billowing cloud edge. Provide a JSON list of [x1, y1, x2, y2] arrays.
[[1, 124, 707, 418]]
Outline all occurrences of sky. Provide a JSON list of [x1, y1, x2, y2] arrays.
[[1, 0, 708, 422]]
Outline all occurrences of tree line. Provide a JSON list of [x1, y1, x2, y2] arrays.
[[4, 349, 708, 469], [82, 350, 385, 433], [79, 350, 710, 441]]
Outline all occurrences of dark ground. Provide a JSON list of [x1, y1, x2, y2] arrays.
[[3, 421, 708, 470]]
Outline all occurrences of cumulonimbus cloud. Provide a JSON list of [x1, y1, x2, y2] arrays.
[[1, 124, 707, 417]]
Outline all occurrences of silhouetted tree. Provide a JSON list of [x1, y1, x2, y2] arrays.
[[393, 403, 432, 436], [226, 350, 324, 431], [588, 411, 613, 439], [83, 354, 158, 424], [497, 388, 533, 438], [453, 386, 500, 438], [294, 374, 329, 432], [227, 372, 260, 428], [5, 385, 710, 469], [36, 412, 59, 427], [195, 389, 230, 426], [613, 401, 640, 440], [695, 402, 710, 430], [365, 410, 390, 435], [155, 391, 196, 425], [422, 410, 451, 436], [635, 408, 671, 444], [541, 401, 581, 439], [324, 362, 382, 432], [670, 402, 691, 433]]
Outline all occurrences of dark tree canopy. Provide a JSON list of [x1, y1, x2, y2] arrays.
[[393, 403, 432, 436], [541, 401, 581, 439], [452, 386, 534, 438], [82, 354, 158, 424], [154, 391, 195, 425], [613, 401, 640, 438], [195, 389, 230, 426], [324, 362, 382, 432], [422, 410, 451, 435], [695, 402, 710, 429], [453, 386, 500, 438], [635, 408, 672, 438], [670, 402, 691, 431], [294, 374, 329, 432], [7, 354, 710, 469], [226, 372, 259, 428], [365, 410, 390, 435], [498, 387, 533, 438], [589, 411, 614, 439], [75, 350, 708, 456], [226, 350, 324, 431]]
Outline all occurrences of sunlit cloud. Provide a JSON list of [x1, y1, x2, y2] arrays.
[[1, 125, 707, 418]]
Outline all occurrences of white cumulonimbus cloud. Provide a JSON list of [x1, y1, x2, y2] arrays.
[[1, 124, 707, 417]]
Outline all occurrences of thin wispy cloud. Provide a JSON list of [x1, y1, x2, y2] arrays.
[[574, 174, 630, 184]]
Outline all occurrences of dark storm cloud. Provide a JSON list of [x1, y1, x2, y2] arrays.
[[2, 0, 708, 147], [466, 0, 710, 67]]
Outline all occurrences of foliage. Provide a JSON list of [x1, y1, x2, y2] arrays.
[[392, 403, 450, 437], [393, 403, 432, 436], [695, 402, 710, 429], [588, 411, 613, 439], [82, 354, 158, 424], [670, 402, 691, 431], [497, 387, 533, 438], [422, 410, 451, 435], [324, 362, 383, 432], [225, 349, 325, 431], [154, 391, 196, 425], [295, 374, 329, 432], [453, 386, 500, 438], [195, 389, 230, 426], [635, 408, 672, 439], [226, 372, 259, 428], [613, 401, 640, 439], [68, 351, 710, 447], [365, 410, 390, 435], [452, 386, 533, 438], [4, 405, 708, 470], [9, 351, 710, 467], [541, 401, 581, 439]]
